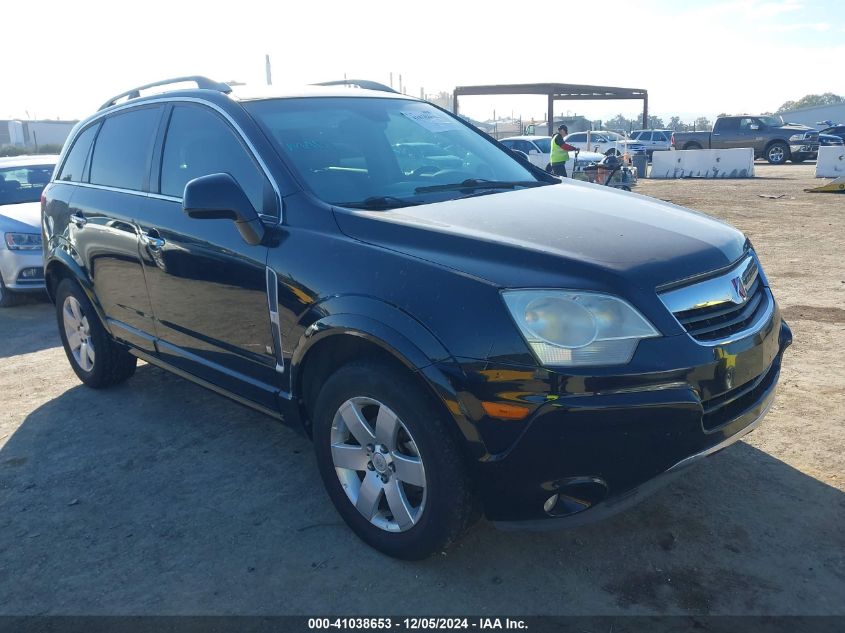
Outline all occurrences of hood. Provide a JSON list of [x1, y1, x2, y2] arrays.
[[333, 180, 747, 291], [0, 202, 41, 232]]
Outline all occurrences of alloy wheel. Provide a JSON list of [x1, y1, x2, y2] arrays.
[[62, 295, 95, 372], [330, 397, 427, 532], [768, 145, 785, 163]]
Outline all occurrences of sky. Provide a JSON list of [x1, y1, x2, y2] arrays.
[[3, 0, 843, 124]]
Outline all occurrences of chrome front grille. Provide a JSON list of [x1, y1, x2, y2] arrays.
[[660, 255, 772, 343]]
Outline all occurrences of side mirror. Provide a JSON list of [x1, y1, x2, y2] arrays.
[[528, 148, 540, 155], [183, 173, 265, 246], [511, 149, 529, 160], [749, 124, 760, 131]]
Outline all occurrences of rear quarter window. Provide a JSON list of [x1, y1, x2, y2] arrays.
[[58, 123, 99, 182]]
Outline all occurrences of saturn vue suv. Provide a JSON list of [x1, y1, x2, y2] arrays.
[[41, 77, 792, 559]]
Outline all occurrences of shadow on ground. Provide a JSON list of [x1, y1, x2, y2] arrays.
[[0, 363, 842, 616], [0, 299, 57, 358]]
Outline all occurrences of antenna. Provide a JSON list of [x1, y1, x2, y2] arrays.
[[265, 54, 272, 86]]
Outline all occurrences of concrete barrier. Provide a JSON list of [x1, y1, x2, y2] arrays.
[[650, 148, 755, 179], [816, 146, 845, 178]]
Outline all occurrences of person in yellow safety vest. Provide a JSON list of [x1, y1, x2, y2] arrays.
[[550, 124, 578, 177]]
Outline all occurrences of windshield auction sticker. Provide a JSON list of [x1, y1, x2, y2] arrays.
[[400, 110, 462, 133]]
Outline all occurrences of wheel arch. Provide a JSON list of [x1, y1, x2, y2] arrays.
[[44, 254, 111, 334], [764, 138, 791, 157], [289, 311, 487, 460]]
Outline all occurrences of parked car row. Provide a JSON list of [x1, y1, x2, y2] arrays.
[[563, 131, 648, 158]]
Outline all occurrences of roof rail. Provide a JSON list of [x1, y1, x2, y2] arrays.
[[313, 79, 397, 94], [98, 76, 233, 111]]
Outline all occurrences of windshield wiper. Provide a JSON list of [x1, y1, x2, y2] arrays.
[[335, 196, 420, 210], [414, 179, 545, 194]]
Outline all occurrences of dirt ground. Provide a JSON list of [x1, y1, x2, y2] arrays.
[[0, 163, 842, 616]]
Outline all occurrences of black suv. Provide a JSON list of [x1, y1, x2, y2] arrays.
[[43, 77, 792, 559]]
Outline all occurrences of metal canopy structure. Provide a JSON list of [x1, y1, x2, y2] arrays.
[[453, 83, 649, 135]]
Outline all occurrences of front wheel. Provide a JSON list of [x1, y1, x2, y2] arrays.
[[55, 278, 137, 388], [312, 360, 478, 559], [766, 142, 789, 165], [0, 276, 21, 308]]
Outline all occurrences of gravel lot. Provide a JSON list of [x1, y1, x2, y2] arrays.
[[0, 164, 842, 616]]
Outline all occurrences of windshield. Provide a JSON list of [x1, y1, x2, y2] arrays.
[[0, 164, 54, 206], [533, 138, 551, 153], [602, 132, 624, 141], [244, 97, 542, 208], [759, 115, 783, 127]]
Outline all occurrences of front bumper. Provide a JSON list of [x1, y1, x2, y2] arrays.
[[790, 143, 819, 159], [459, 306, 792, 524], [0, 247, 45, 291]]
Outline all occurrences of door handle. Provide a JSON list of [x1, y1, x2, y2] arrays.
[[141, 232, 166, 250], [70, 213, 87, 228]]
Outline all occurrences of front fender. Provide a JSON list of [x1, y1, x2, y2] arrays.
[[288, 299, 489, 460], [290, 294, 455, 368]]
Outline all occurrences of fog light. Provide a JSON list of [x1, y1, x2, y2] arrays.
[[18, 267, 43, 280]]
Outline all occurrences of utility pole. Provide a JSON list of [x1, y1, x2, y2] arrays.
[[265, 54, 272, 86], [389, 72, 393, 89]]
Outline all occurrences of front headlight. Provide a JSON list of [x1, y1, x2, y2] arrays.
[[4, 232, 42, 251], [788, 133, 806, 142], [502, 290, 659, 367]]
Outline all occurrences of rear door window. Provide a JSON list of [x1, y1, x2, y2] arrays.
[[159, 104, 271, 215], [90, 107, 162, 191], [58, 123, 99, 182]]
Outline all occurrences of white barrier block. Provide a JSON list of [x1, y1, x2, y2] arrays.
[[650, 148, 755, 179], [816, 146, 845, 178]]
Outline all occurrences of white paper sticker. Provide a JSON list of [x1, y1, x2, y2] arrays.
[[400, 110, 462, 133]]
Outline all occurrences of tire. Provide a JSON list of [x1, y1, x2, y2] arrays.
[[766, 142, 789, 165], [55, 278, 137, 388], [312, 360, 477, 560], [683, 142, 702, 150], [0, 276, 21, 308]]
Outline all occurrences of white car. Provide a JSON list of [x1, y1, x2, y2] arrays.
[[628, 130, 673, 158], [499, 135, 554, 170], [500, 136, 607, 174], [0, 155, 56, 307], [563, 131, 647, 157]]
